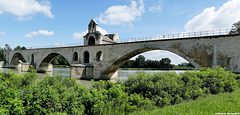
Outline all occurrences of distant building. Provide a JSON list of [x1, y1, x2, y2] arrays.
[[84, 19, 119, 45]]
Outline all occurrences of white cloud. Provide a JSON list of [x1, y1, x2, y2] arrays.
[[0, 0, 54, 20], [73, 27, 108, 39], [73, 32, 86, 40], [0, 32, 5, 35], [149, 5, 161, 12], [97, 0, 145, 25], [24, 30, 54, 38], [52, 43, 65, 47], [38, 30, 54, 36], [185, 0, 240, 32]]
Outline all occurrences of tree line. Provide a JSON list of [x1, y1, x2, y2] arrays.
[[121, 55, 194, 69]]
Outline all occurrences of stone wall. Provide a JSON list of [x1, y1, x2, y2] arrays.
[[0, 61, 6, 68], [70, 64, 93, 79]]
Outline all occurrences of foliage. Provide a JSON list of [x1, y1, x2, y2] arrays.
[[14, 46, 27, 50], [177, 62, 195, 68], [51, 55, 70, 66], [121, 55, 175, 69], [229, 21, 240, 34], [0, 44, 27, 61], [0, 44, 12, 61], [131, 88, 240, 115], [0, 48, 5, 61], [121, 66, 238, 108], [135, 55, 146, 68], [0, 67, 239, 114]]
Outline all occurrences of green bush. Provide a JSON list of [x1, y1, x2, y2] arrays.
[[120, 67, 239, 108], [0, 67, 239, 114], [198, 67, 238, 94]]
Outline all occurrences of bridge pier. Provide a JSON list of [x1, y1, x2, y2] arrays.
[[70, 64, 94, 79], [19, 63, 36, 72], [37, 63, 53, 73]]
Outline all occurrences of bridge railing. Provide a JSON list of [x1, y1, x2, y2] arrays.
[[30, 29, 232, 49], [119, 29, 230, 43], [30, 42, 85, 49]]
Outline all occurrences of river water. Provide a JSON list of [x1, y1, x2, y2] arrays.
[[0, 68, 186, 87]]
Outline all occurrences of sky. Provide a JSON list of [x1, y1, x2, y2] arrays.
[[1, 0, 240, 65]]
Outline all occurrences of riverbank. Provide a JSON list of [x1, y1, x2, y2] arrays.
[[131, 88, 240, 115], [120, 67, 195, 70], [53, 65, 70, 68], [53, 65, 195, 70]]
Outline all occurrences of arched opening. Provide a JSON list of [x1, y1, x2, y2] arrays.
[[101, 48, 199, 80], [38, 53, 70, 74], [73, 52, 78, 61], [84, 51, 90, 63], [127, 50, 192, 68], [96, 51, 103, 61], [88, 36, 95, 45], [10, 53, 26, 67], [31, 54, 34, 63]]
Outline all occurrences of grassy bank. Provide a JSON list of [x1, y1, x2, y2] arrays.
[[132, 88, 240, 115]]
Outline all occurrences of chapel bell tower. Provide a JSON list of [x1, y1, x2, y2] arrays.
[[84, 19, 120, 46]]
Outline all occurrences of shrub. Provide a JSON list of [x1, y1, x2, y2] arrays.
[[120, 67, 239, 108], [0, 67, 239, 114]]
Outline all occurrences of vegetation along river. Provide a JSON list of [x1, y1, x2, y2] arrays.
[[0, 67, 187, 87]]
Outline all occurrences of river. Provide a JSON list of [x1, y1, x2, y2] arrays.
[[0, 68, 187, 87]]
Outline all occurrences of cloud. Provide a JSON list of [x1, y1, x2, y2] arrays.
[[73, 27, 108, 39], [0, 0, 54, 20], [24, 30, 54, 38], [97, 0, 145, 25], [52, 43, 65, 47], [0, 32, 5, 35], [185, 0, 240, 32], [149, 5, 161, 12]]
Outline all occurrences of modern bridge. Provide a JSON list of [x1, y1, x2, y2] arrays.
[[6, 19, 240, 80]]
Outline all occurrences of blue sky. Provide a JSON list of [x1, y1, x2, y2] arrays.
[[1, 0, 240, 64]]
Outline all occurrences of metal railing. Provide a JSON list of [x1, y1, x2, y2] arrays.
[[30, 29, 232, 49], [119, 29, 230, 43]]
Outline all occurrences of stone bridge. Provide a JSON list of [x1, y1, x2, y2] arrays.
[[5, 19, 240, 80]]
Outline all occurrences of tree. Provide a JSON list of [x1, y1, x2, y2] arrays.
[[121, 60, 135, 68], [21, 46, 27, 50], [229, 21, 240, 34], [0, 44, 12, 61], [135, 55, 146, 68], [4, 44, 12, 51], [14, 46, 22, 50], [0, 47, 5, 61], [14, 46, 27, 50], [160, 58, 171, 68], [51, 55, 70, 65]]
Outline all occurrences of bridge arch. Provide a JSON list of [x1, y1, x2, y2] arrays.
[[37, 53, 71, 72], [10, 52, 27, 67], [101, 45, 200, 79]]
